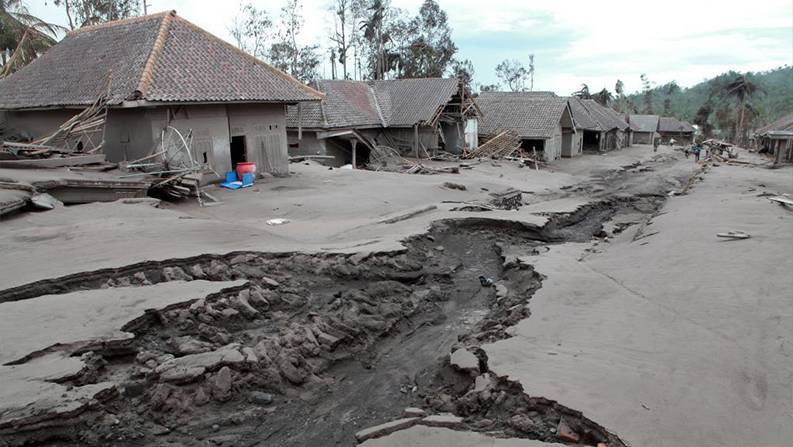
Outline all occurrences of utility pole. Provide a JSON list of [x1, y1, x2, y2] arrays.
[[142, 0, 149, 15]]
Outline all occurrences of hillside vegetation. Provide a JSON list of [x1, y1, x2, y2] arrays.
[[623, 66, 793, 140]]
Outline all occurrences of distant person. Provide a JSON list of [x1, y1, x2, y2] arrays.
[[692, 144, 701, 162], [669, 137, 677, 147], [653, 139, 660, 152]]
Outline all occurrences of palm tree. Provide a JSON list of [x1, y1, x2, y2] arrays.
[[724, 75, 762, 146], [572, 83, 591, 99], [592, 88, 613, 106], [1, 0, 65, 77]]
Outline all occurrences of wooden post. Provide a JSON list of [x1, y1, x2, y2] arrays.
[[414, 124, 419, 159], [297, 102, 303, 141], [351, 139, 358, 169]]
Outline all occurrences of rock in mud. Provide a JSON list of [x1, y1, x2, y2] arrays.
[[249, 391, 274, 405], [354, 418, 421, 442], [162, 266, 192, 282], [508, 414, 537, 433], [403, 407, 427, 418], [557, 416, 580, 442], [450, 348, 480, 375], [420, 414, 464, 428], [174, 336, 214, 355], [209, 366, 233, 402]]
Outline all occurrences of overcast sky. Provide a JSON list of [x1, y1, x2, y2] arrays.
[[28, 0, 793, 94]]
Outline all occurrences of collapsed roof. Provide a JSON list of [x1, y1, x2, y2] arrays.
[[477, 92, 573, 139], [285, 78, 477, 129], [0, 11, 322, 110]]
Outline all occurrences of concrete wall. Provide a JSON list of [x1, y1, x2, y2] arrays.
[[227, 103, 289, 176], [149, 105, 232, 176], [4, 109, 84, 142], [545, 124, 562, 161], [633, 131, 654, 145], [5, 103, 290, 178], [104, 108, 155, 162]]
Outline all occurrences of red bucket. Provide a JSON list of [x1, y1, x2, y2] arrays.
[[235, 162, 256, 180]]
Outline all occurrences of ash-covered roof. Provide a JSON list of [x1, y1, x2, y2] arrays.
[[286, 78, 466, 129], [755, 113, 793, 135], [658, 117, 695, 133], [628, 115, 660, 133], [477, 92, 571, 139], [0, 11, 322, 110]]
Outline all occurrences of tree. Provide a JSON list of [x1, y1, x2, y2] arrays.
[[640, 73, 653, 114], [495, 59, 528, 92], [1, 0, 64, 76], [228, 3, 272, 59], [360, 0, 387, 79], [724, 74, 762, 145], [400, 0, 456, 78], [269, 0, 320, 83], [528, 53, 534, 91], [592, 88, 613, 106], [328, 0, 353, 79], [572, 83, 590, 99], [53, 0, 139, 29], [448, 58, 473, 86], [613, 79, 628, 113]]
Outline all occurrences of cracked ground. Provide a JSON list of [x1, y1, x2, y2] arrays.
[[0, 145, 791, 447]]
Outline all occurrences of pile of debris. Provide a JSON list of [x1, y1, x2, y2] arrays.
[[368, 145, 460, 175], [464, 130, 521, 159], [0, 91, 113, 170], [464, 130, 543, 169], [121, 126, 216, 204], [702, 139, 737, 159]]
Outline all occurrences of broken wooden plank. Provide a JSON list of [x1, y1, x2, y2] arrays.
[[716, 231, 751, 240], [0, 154, 106, 169], [769, 196, 793, 206]]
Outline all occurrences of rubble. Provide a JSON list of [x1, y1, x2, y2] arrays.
[[354, 418, 421, 442]]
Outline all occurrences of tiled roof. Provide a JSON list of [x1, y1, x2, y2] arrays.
[[286, 78, 463, 129], [477, 92, 570, 139], [582, 99, 629, 131], [658, 116, 695, 133], [0, 11, 322, 110], [371, 78, 459, 127], [568, 97, 599, 130], [628, 115, 660, 133]]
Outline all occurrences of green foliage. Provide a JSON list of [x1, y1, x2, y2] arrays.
[[495, 59, 528, 91], [1, 0, 64, 76], [625, 66, 793, 139]]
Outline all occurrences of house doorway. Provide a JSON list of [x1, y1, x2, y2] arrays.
[[230, 136, 247, 168]]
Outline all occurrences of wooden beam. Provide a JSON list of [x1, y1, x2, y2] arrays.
[[0, 154, 106, 168]]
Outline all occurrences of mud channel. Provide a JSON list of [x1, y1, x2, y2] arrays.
[[1, 155, 687, 447]]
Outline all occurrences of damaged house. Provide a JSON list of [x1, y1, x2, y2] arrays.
[[477, 92, 577, 161], [657, 117, 696, 145], [0, 11, 322, 179], [569, 98, 631, 152], [626, 114, 660, 145], [755, 113, 793, 163], [285, 78, 479, 167]]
